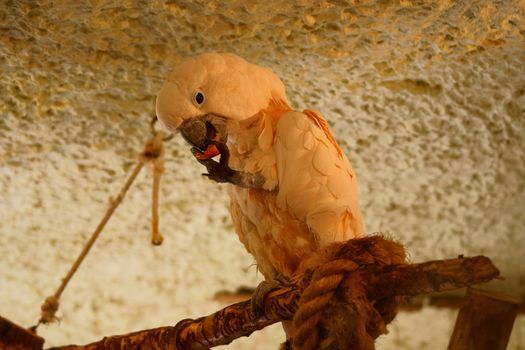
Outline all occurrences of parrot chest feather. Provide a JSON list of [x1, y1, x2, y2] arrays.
[[226, 104, 285, 190], [228, 187, 318, 279], [226, 107, 317, 278], [226, 109, 364, 279]]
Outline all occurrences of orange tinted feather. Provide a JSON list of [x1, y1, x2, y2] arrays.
[[303, 109, 344, 158]]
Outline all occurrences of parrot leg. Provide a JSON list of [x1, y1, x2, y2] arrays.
[[179, 115, 265, 188], [250, 275, 290, 318], [251, 277, 295, 346]]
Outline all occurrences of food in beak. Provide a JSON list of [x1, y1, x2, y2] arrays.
[[192, 143, 221, 160], [179, 117, 223, 160]]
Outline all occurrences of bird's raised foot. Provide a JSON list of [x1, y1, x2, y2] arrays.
[[192, 145, 265, 189], [192, 146, 236, 184]]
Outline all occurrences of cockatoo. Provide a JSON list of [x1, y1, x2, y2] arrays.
[[156, 52, 363, 334]]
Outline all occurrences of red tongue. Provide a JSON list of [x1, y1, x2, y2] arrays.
[[194, 144, 221, 160]]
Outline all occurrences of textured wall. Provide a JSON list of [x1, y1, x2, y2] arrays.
[[1, 1, 524, 349]]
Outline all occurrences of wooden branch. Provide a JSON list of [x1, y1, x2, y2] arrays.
[[47, 255, 499, 350], [0, 315, 44, 350], [366, 255, 500, 298], [448, 288, 520, 350]]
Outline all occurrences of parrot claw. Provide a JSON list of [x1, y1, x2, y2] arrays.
[[190, 141, 236, 183], [191, 141, 266, 188], [250, 277, 288, 319], [197, 158, 236, 183]]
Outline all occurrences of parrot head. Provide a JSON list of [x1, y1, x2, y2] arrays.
[[155, 53, 290, 160]]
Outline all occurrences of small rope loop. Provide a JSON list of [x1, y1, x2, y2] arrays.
[[150, 116, 174, 142], [141, 131, 165, 162]]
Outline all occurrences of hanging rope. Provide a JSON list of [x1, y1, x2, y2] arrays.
[[142, 127, 166, 245], [33, 117, 169, 330]]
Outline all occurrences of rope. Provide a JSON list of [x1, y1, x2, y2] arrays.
[[290, 236, 407, 350], [150, 155, 165, 245], [37, 160, 145, 326], [143, 131, 166, 245], [291, 259, 359, 350], [34, 122, 168, 330]]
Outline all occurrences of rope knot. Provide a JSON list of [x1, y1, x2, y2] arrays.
[[39, 296, 60, 325], [291, 235, 407, 350], [141, 132, 165, 162]]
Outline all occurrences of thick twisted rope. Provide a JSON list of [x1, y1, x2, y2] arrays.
[[290, 236, 407, 350], [291, 259, 359, 349]]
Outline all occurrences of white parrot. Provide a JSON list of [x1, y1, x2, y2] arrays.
[[156, 52, 363, 339]]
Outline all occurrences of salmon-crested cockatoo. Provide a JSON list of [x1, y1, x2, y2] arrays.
[[156, 52, 364, 337]]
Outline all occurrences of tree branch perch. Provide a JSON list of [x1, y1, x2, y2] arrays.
[[47, 250, 499, 350]]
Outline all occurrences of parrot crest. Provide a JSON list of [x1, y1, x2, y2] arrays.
[[156, 52, 290, 131]]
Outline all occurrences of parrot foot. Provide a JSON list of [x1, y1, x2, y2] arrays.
[[193, 145, 236, 183], [193, 142, 265, 189], [250, 276, 289, 319]]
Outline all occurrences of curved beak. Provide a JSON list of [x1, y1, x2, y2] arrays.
[[179, 115, 228, 161], [155, 82, 184, 132]]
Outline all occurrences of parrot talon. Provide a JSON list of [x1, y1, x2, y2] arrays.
[[197, 157, 236, 183], [193, 140, 266, 188], [250, 277, 288, 319]]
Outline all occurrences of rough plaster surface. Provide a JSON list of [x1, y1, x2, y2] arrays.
[[1, 1, 524, 348]]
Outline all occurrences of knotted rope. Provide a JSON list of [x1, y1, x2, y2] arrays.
[[291, 259, 359, 349], [290, 236, 407, 350]]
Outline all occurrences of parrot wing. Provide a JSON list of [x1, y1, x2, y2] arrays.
[[274, 110, 363, 244]]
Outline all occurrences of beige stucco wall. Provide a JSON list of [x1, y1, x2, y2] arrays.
[[1, 1, 524, 348]]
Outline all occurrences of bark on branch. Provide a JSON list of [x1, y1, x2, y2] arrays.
[[48, 251, 499, 350]]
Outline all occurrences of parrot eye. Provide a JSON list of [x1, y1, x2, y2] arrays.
[[192, 90, 205, 107]]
